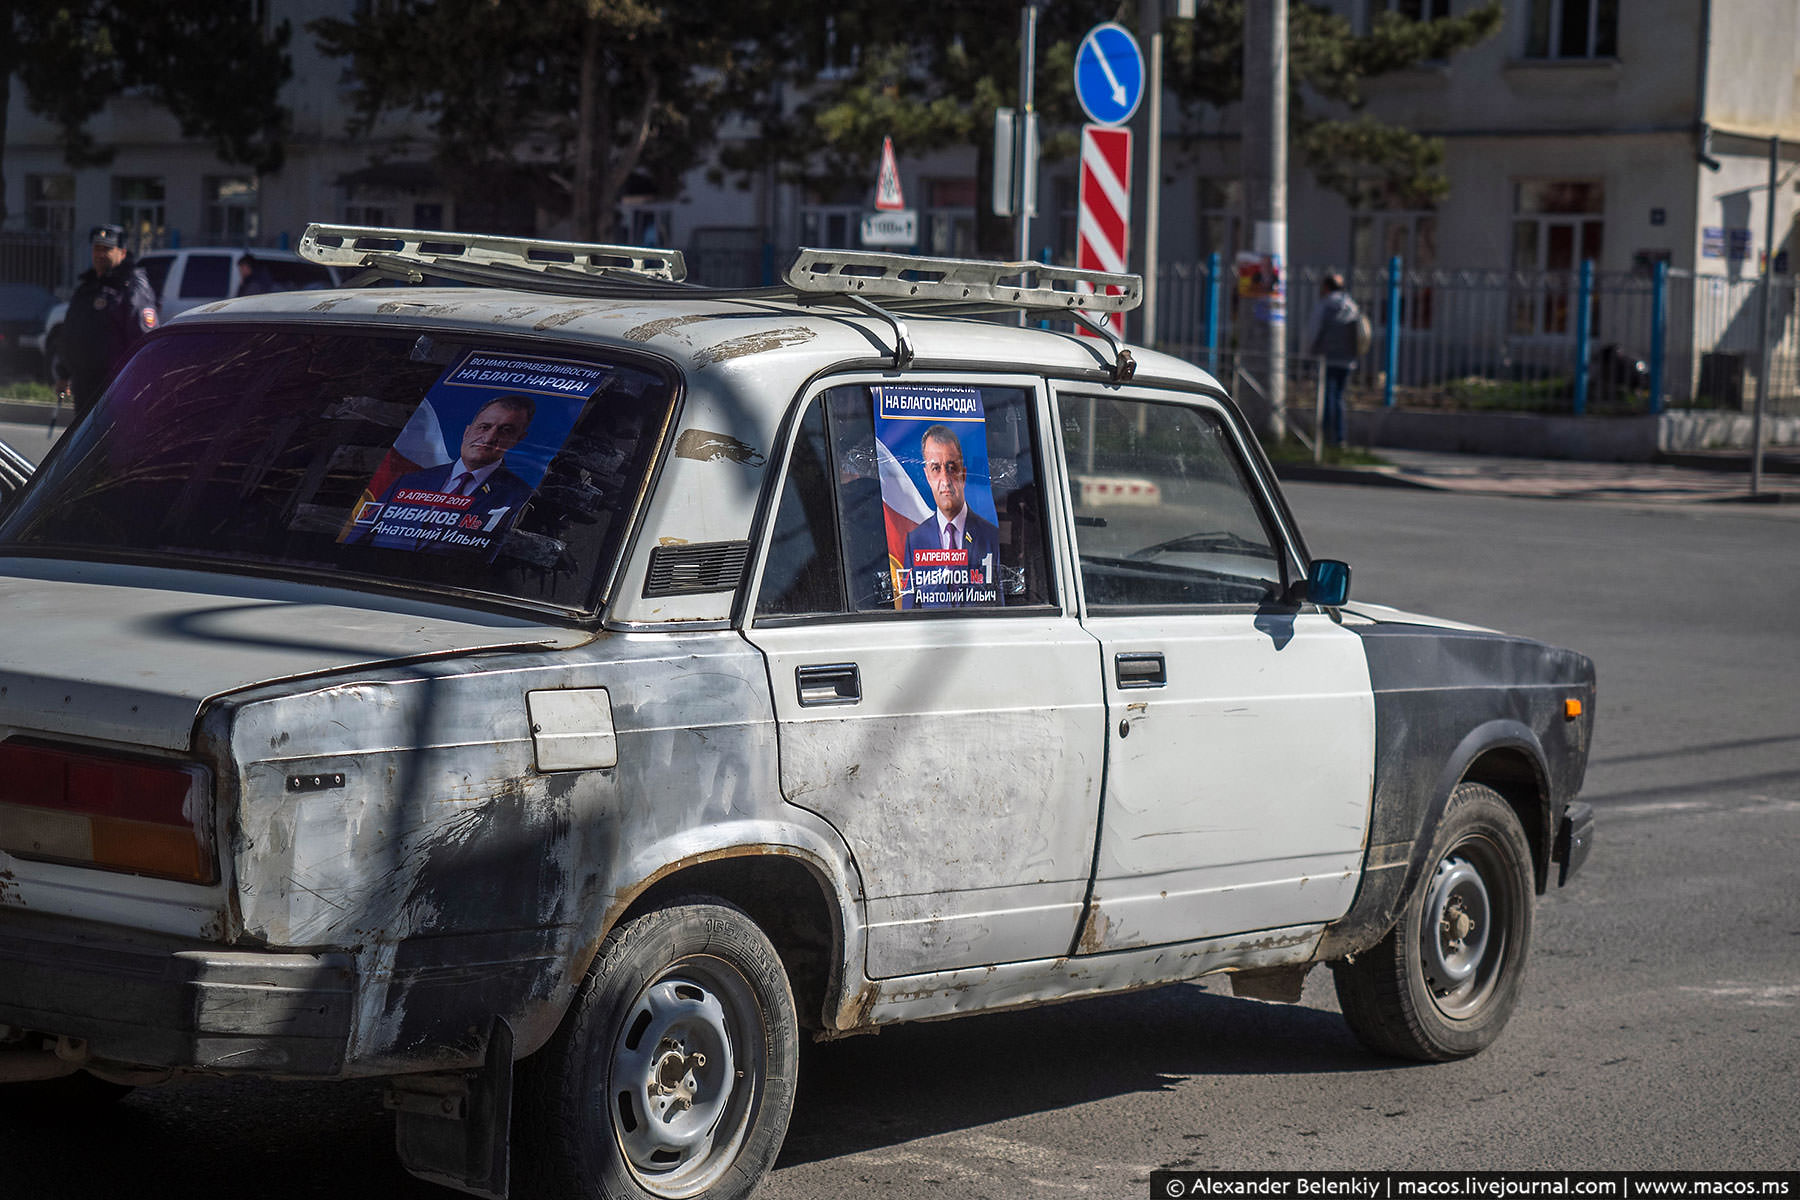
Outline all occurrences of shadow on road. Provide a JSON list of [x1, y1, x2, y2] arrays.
[[777, 981, 1388, 1170], [0, 982, 1393, 1197]]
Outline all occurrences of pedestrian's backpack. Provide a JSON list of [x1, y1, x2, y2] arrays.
[[1354, 307, 1373, 356]]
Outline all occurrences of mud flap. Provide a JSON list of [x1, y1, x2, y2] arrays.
[[388, 1017, 513, 1199]]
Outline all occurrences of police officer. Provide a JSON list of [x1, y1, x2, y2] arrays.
[[56, 224, 158, 422]]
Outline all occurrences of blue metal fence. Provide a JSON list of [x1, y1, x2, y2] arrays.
[[1151, 257, 1800, 417]]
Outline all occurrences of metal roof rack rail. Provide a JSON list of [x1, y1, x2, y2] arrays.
[[298, 223, 687, 284], [784, 248, 1140, 314]]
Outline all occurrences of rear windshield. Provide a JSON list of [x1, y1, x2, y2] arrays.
[[0, 326, 676, 614]]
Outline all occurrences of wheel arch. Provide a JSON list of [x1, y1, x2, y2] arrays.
[[615, 849, 847, 1035], [1318, 718, 1550, 961]]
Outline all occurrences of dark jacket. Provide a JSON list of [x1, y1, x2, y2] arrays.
[[62, 256, 159, 413]]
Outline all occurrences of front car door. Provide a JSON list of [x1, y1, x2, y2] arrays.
[[744, 378, 1105, 979], [1053, 388, 1376, 952]]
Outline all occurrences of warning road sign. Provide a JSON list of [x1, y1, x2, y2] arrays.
[[876, 137, 905, 211]]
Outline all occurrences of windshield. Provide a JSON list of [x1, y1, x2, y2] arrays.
[[0, 326, 676, 614]]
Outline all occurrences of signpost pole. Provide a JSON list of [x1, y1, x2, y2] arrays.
[[1016, 4, 1040, 267]]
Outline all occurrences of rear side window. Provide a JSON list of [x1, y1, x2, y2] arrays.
[[0, 327, 675, 614], [179, 255, 232, 299], [140, 256, 173, 302], [756, 382, 1055, 619]]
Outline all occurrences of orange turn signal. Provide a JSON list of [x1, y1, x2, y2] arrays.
[[1564, 698, 1583, 719]]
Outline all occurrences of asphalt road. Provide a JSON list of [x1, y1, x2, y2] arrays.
[[0, 475, 1795, 1196]]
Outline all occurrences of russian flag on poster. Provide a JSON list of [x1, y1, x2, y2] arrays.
[[340, 402, 454, 538], [876, 438, 934, 579]]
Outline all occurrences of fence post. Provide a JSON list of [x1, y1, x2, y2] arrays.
[[1573, 259, 1594, 415], [1383, 255, 1401, 408], [1205, 251, 1221, 375], [1649, 260, 1668, 415]]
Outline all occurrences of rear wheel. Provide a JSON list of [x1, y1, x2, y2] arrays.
[[1332, 782, 1535, 1061], [516, 898, 798, 1200]]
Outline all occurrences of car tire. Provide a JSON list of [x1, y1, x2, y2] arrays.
[[516, 897, 798, 1200], [0, 1071, 134, 1116], [1331, 782, 1535, 1061]]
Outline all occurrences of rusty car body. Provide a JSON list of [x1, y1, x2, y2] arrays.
[[0, 227, 1594, 1200]]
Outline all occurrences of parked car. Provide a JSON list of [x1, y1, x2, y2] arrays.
[[0, 284, 56, 373], [35, 246, 341, 382], [0, 226, 1595, 1200]]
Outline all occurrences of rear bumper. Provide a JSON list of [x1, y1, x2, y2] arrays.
[[1555, 801, 1595, 886], [0, 910, 353, 1075]]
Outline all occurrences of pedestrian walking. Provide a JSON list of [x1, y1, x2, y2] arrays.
[[56, 224, 158, 422], [1304, 273, 1368, 448]]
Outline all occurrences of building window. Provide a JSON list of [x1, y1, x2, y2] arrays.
[[1525, 0, 1618, 60], [623, 204, 673, 248], [800, 205, 862, 250], [343, 203, 394, 226], [923, 178, 976, 259], [25, 174, 76, 235], [204, 176, 259, 243], [1511, 180, 1604, 335], [1363, 0, 1450, 31], [113, 176, 166, 252], [1352, 210, 1437, 328]]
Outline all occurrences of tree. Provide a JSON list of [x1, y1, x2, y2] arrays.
[[1165, 1, 1503, 211], [0, 0, 292, 228], [733, 5, 1097, 258], [313, 0, 784, 241]]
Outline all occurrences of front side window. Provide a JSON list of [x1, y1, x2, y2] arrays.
[[1062, 396, 1291, 608], [0, 327, 675, 614], [756, 382, 1055, 619]]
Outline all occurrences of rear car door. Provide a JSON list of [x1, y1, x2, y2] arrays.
[[744, 378, 1105, 978], [1054, 388, 1376, 951]]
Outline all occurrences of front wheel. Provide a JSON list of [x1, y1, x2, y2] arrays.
[[1331, 782, 1535, 1061], [516, 898, 798, 1200]]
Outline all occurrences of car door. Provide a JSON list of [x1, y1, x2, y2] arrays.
[[743, 378, 1106, 979], [1053, 387, 1376, 952]]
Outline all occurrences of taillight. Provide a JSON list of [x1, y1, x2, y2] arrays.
[[0, 739, 215, 884]]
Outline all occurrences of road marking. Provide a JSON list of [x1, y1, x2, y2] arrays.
[[1679, 983, 1800, 1007]]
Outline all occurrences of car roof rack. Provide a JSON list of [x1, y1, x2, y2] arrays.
[[297, 224, 1142, 378], [783, 247, 1139, 315], [298, 223, 687, 284]]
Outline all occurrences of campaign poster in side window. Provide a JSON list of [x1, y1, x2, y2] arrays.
[[339, 350, 604, 560], [871, 384, 1003, 609]]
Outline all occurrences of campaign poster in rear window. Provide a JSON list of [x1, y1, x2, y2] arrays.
[[340, 351, 604, 560], [871, 384, 1003, 609]]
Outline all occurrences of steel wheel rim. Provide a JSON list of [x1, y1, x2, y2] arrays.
[[1420, 838, 1507, 1019], [609, 954, 765, 1198]]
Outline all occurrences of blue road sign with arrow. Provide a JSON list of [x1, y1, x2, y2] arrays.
[[1074, 22, 1144, 127]]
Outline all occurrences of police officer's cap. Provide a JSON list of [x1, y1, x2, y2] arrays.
[[89, 224, 127, 249]]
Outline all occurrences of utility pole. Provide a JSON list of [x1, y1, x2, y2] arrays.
[[1241, 0, 1288, 439], [1135, 2, 1162, 347], [1752, 134, 1776, 497]]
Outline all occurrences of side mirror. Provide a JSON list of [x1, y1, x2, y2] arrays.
[[1305, 558, 1351, 607]]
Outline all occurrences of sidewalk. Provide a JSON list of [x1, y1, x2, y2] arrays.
[[1276, 447, 1800, 504]]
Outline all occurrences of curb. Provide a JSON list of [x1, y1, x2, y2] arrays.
[[1272, 463, 1436, 489], [0, 400, 68, 426]]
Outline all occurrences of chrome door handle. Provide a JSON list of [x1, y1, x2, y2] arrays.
[[796, 662, 862, 707]]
